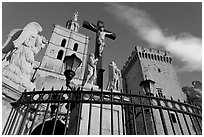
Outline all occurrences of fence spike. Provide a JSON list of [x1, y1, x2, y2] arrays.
[[61, 86, 63, 91], [42, 87, 45, 91], [170, 96, 173, 100], [91, 87, 93, 91], [163, 95, 166, 98], [32, 88, 36, 92], [178, 99, 180, 102], [155, 94, 158, 97], [51, 87, 54, 91]]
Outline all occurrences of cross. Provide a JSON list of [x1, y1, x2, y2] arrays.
[[83, 20, 116, 88]]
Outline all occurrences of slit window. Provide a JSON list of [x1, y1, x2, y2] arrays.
[[73, 43, 78, 51]]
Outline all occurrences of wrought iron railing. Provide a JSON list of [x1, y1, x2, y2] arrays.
[[2, 88, 202, 135]]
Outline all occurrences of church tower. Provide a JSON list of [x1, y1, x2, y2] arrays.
[[122, 46, 186, 101], [34, 12, 89, 90]]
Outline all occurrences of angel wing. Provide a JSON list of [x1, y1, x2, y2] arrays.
[[2, 29, 22, 61], [13, 22, 43, 49]]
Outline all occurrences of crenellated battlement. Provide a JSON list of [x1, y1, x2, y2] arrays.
[[122, 46, 173, 75]]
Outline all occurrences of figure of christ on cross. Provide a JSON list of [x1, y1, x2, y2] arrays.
[[83, 20, 116, 88]]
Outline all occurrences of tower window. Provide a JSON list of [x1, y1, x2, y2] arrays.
[[139, 52, 141, 58], [160, 56, 163, 62], [145, 53, 148, 59], [61, 39, 67, 47], [151, 54, 154, 60], [73, 43, 78, 51], [154, 55, 157, 60], [170, 113, 177, 123], [148, 54, 151, 59], [157, 55, 160, 61], [142, 53, 144, 58], [57, 50, 64, 60], [158, 68, 161, 73]]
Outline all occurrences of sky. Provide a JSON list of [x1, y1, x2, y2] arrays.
[[2, 2, 202, 88]]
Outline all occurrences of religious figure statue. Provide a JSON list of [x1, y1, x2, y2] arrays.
[[182, 81, 202, 106], [73, 11, 79, 22], [107, 61, 121, 90], [2, 22, 48, 91], [90, 21, 113, 58], [82, 53, 98, 85]]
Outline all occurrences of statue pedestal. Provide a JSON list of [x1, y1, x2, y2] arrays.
[[2, 76, 25, 131], [67, 83, 124, 135]]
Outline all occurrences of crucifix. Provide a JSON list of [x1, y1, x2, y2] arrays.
[[83, 20, 116, 88]]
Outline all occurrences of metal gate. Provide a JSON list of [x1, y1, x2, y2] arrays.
[[2, 88, 202, 135]]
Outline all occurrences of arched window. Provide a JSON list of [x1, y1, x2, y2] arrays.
[[148, 54, 151, 59], [157, 55, 160, 61], [160, 56, 163, 62], [57, 50, 64, 60], [169, 57, 172, 64], [166, 57, 169, 63], [151, 54, 154, 60], [154, 55, 157, 61], [61, 39, 66, 47], [145, 53, 147, 59], [73, 43, 78, 51], [163, 57, 166, 62], [139, 52, 142, 58]]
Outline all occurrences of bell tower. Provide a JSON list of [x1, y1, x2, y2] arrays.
[[34, 12, 89, 90]]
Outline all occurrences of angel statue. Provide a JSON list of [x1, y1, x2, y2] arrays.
[[2, 22, 48, 91]]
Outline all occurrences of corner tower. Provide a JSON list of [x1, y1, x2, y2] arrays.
[[34, 12, 89, 90], [122, 46, 186, 101]]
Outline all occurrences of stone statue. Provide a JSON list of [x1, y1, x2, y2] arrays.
[[2, 22, 48, 91], [182, 81, 202, 106], [83, 53, 98, 85], [108, 61, 121, 90], [73, 11, 79, 22], [90, 23, 113, 57]]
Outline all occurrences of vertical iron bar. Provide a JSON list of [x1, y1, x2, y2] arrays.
[[174, 111, 184, 135], [99, 91, 103, 135], [64, 102, 71, 135], [167, 110, 176, 135], [110, 89, 114, 135], [39, 103, 50, 135], [28, 103, 40, 135], [131, 96, 137, 135], [120, 95, 125, 135], [182, 113, 191, 135], [191, 107, 202, 132], [141, 106, 148, 135], [158, 108, 168, 134], [11, 109, 21, 135], [76, 92, 83, 135], [117, 110, 120, 135], [189, 115, 198, 135], [51, 93, 62, 135], [7, 108, 18, 135], [150, 107, 157, 135], [17, 104, 30, 135], [87, 92, 93, 135], [2, 107, 14, 134]]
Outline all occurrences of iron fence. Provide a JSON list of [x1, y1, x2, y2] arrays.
[[2, 88, 202, 135]]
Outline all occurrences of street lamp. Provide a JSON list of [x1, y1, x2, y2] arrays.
[[63, 53, 82, 89], [50, 54, 82, 119], [139, 79, 155, 96]]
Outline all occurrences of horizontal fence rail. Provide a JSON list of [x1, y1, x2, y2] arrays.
[[3, 88, 202, 135]]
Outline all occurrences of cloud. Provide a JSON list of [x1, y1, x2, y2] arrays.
[[104, 3, 202, 72]]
